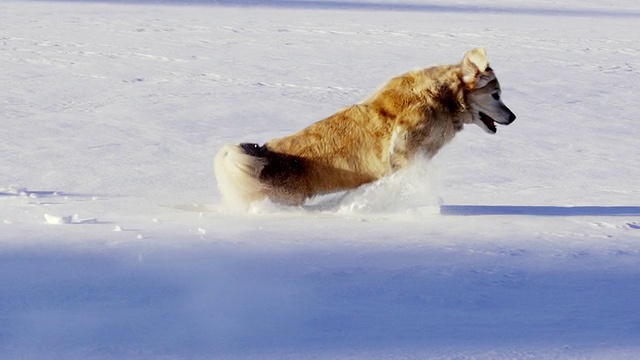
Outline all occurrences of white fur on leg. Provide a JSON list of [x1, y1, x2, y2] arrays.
[[214, 144, 267, 211]]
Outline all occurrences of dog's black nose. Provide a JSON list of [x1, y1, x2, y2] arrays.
[[509, 112, 516, 122], [240, 143, 268, 157]]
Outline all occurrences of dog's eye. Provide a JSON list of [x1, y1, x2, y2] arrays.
[[492, 93, 500, 100]]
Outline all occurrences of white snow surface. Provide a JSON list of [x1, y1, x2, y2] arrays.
[[2, 0, 640, 358]]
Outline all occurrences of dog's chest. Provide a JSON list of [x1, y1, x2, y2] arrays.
[[388, 117, 460, 170]]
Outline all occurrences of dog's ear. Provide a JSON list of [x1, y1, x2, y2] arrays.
[[461, 48, 489, 88]]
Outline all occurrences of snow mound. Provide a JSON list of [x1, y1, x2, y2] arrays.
[[44, 214, 73, 225], [43, 214, 98, 225]]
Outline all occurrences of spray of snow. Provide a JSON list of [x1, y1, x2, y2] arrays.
[[248, 156, 442, 216]]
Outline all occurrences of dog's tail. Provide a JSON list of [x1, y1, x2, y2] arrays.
[[214, 143, 268, 211]]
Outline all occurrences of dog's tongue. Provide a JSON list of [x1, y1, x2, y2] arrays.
[[480, 112, 497, 133]]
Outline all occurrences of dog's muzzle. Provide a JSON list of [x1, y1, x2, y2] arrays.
[[503, 108, 516, 125]]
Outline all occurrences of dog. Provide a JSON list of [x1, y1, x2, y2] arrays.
[[214, 48, 516, 209]]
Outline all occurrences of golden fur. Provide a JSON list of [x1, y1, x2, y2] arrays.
[[214, 48, 515, 209]]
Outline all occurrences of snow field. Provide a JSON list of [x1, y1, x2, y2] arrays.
[[1, 0, 640, 358]]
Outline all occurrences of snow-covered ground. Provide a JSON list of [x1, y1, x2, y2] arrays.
[[1, 0, 640, 358]]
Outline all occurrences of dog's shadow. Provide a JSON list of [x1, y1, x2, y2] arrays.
[[440, 205, 640, 217]]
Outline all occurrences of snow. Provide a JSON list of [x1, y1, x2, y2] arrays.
[[1, 0, 640, 358]]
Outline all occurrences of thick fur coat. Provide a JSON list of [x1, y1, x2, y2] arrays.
[[214, 48, 516, 209]]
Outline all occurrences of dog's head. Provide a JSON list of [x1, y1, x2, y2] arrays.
[[461, 48, 516, 134]]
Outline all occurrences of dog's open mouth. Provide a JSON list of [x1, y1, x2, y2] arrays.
[[479, 112, 497, 134]]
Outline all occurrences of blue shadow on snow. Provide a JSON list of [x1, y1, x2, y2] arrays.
[[42, 0, 640, 19], [441, 205, 640, 216]]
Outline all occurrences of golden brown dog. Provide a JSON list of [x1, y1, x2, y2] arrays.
[[214, 48, 516, 209]]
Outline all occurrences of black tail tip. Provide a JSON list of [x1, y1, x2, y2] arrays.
[[239, 143, 269, 157]]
